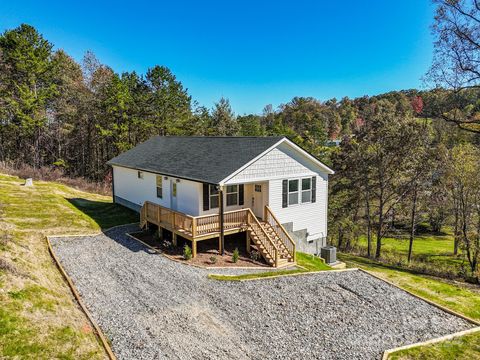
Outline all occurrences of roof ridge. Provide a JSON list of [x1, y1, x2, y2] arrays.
[[152, 135, 285, 139]]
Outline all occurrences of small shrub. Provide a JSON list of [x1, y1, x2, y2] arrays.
[[209, 256, 217, 264], [183, 245, 192, 260], [232, 248, 239, 263], [250, 250, 260, 261]]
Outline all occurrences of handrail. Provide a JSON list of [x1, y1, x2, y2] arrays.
[[141, 202, 250, 237], [246, 209, 279, 266], [265, 205, 296, 262]]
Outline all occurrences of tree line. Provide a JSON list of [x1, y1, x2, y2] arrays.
[[0, 24, 342, 181]]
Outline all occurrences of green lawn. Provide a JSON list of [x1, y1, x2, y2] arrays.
[[208, 251, 332, 281], [388, 331, 480, 360], [354, 232, 465, 279], [0, 173, 138, 359], [339, 253, 480, 359]]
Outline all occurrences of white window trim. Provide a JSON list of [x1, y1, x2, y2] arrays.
[[156, 176, 163, 199], [209, 185, 219, 209], [288, 177, 312, 206], [288, 179, 299, 206], [301, 177, 312, 204], [226, 185, 239, 207]]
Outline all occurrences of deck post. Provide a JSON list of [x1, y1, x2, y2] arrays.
[[192, 239, 197, 258], [246, 231, 250, 254], [219, 186, 225, 256], [172, 232, 177, 247]]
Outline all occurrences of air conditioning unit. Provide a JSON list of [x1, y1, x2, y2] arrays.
[[321, 246, 337, 265]]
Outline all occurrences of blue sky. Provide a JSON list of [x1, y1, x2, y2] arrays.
[[0, 0, 435, 114]]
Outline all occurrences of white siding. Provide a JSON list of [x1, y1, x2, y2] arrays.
[[112, 166, 201, 216], [223, 141, 329, 240], [268, 172, 328, 241], [225, 142, 316, 184]]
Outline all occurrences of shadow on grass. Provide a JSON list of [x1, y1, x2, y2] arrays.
[[67, 198, 139, 229]]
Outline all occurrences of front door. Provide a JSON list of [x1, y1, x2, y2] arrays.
[[252, 183, 264, 219]]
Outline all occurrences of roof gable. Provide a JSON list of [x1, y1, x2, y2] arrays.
[[222, 139, 334, 184]]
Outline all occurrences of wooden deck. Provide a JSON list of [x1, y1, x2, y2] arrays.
[[139, 201, 296, 267], [140, 201, 249, 241]]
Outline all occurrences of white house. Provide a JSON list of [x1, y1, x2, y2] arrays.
[[108, 136, 334, 266]]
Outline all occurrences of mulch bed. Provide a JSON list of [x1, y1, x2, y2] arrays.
[[130, 230, 269, 268]]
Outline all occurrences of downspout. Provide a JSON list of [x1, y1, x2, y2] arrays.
[[219, 185, 225, 256], [111, 167, 115, 204]]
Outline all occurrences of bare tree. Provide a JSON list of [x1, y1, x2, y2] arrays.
[[427, 0, 480, 133]]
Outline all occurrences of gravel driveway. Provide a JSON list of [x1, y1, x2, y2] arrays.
[[50, 225, 474, 360]]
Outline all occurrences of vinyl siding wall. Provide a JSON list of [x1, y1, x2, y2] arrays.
[[112, 165, 200, 215], [224, 142, 329, 241]]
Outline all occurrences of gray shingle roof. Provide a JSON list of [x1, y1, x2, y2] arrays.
[[107, 136, 285, 184]]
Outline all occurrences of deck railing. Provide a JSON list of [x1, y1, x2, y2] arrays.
[[141, 201, 249, 238], [265, 205, 296, 262], [140, 202, 289, 267]]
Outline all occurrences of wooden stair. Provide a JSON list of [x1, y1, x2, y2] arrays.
[[246, 213, 296, 268]]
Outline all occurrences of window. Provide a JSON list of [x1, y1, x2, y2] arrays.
[[172, 183, 177, 197], [209, 185, 219, 209], [255, 184, 262, 192], [226, 185, 238, 206], [138, 171, 144, 179], [156, 176, 163, 198], [301, 178, 312, 203], [288, 179, 299, 205]]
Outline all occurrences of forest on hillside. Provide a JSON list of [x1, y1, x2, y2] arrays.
[[1, 1, 480, 280]]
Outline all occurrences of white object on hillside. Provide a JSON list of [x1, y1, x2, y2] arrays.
[[24, 178, 33, 187]]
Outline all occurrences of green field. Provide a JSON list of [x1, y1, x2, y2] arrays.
[[340, 253, 480, 359], [354, 231, 465, 279], [0, 174, 138, 359]]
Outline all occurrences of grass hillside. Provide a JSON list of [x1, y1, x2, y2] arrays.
[[0, 174, 138, 359]]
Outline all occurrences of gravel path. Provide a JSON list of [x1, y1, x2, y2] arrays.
[[50, 225, 474, 360]]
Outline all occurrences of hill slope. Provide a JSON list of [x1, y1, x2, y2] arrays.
[[0, 174, 137, 359]]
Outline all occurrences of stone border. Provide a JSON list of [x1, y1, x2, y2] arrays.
[[208, 267, 359, 282], [381, 326, 480, 360], [125, 232, 284, 271], [356, 269, 480, 359], [46, 236, 116, 360]]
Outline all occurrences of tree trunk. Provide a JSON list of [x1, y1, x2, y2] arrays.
[[453, 194, 459, 255], [364, 175, 372, 258], [375, 188, 384, 259], [407, 187, 418, 264]]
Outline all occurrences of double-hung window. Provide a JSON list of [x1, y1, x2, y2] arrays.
[[226, 185, 238, 206], [156, 176, 163, 198], [301, 178, 312, 203], [288, 179, 299, 205], [209, 185, 219, 209]]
